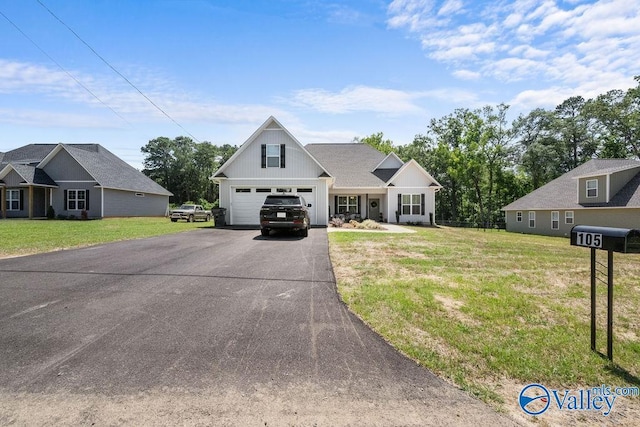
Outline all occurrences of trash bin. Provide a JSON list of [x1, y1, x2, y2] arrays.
[[211, 208, 226, 227]]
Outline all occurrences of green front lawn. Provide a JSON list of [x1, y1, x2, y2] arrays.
[[0, 218, 209, 258], [329, 227, 640, 417]]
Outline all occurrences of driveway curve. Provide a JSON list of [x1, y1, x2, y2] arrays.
[[0, 228, 518, 426]]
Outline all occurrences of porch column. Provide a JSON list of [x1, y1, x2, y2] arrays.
[[1, 187, 5, 219], [28, 186, 33, 219]]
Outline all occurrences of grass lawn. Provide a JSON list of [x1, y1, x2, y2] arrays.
[[329, 226, 640, 423], [0, 218, 210, 258]]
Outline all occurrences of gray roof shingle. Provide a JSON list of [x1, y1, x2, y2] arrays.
[[503, 159, 640, 211], [305, 143, 399, 188], [1, 143, 171, 196]]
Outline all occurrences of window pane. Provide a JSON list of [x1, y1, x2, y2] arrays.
[[412, 194, 420, 204], [69, 201, 76, 210], [338, 196, 347, 204], [412, 205, 421, 215], [402, 194, 411, 204], [78, 191, 85, 200], [68, 190, 76, 199], [266, 157, 279, 167], [266, 144, 280, 155], [402, 205, 411, 215]]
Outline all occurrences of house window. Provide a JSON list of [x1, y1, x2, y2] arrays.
[[565, 211, 574, 224], [266, 144, 280, 168], [6, 189, 20, 211], [67, 189, 86, 210], [528, 211, 536, 228], [402, 194, 421, 215], [337, 196, 358, 214], [551, 211, 559, 230], [586, 179, 598, 198], [516, 211, 522, 222]]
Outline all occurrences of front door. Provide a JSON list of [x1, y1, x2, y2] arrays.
[[369, 198, 380, 221]]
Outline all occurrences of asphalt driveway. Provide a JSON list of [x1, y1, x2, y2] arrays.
[[0, 228, 518, 426]]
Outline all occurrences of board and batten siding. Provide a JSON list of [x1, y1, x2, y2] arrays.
[[222, 129, 325, 179]]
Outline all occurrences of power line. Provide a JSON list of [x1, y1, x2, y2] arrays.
[[35, 0, 201, 142], [0, 9, 131, 125]]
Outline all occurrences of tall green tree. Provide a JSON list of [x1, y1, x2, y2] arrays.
[[141, 137, 237, 205], [353, 132, 395, 154]]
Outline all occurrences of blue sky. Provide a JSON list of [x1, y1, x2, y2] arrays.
[[1, 0, 638, 169]]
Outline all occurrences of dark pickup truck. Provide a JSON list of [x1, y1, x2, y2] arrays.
[[259, 194, 311, 237]]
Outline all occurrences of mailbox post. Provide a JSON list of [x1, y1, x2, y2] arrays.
[[570, 225, 640, 361]]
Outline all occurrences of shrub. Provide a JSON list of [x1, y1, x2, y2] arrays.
[[81, 210, 89, 220], [46, 205, 56, 219], [329, 217, 344, 228], [356, 219, 384, 230]]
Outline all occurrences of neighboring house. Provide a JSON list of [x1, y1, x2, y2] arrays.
[[502, 159, 640, 237], [0, 143, 172, 219], [212, 116, 442, 226]]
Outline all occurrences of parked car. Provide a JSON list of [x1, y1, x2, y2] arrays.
[[170, 204, 211, 222], [259, 194, 311, 237]]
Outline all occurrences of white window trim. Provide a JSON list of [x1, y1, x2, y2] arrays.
[[7, 189, 20, 211], [528, 211, 536, 228], [516, 211, 522, 222], [551, 211, 559, 230], [586, 179, 598, 198], [266, 144, 280, 168], [565, 211, 574, 224], [337, 195, 358, 214], [401, 194, 421, 215], [67, 189, 87, 211]]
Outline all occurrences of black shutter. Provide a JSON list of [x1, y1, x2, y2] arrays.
[[85, 190, 90, 210], [19, 189, 24, 211], [421, 193, 425, 215], [261, 144, 266, 168], [397, 194, 402, 215], [280, 144, 286, 168], [357, 196, 361, 214], [64, 190, 67, 210], [334, 196, 338, 214]]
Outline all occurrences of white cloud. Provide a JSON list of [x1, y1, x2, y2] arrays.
[[387, 0, 640, 100], [287, 85, 427, 115], [452, 69, 480, 80]]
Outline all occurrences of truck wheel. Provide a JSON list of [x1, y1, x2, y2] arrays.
[[206, 214, 211, 222], [261, 229, 269, 237], [301, 227, 309, 237], [171, 218, 177, 222], [188, 215, 194, 222]]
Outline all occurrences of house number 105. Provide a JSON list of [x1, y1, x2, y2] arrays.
[[576, 232, 603, 248]]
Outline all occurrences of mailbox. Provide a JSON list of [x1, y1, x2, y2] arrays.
[[570, 225, 640, 254]]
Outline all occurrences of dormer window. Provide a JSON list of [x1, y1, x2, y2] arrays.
[[586, 179, 598, 198]]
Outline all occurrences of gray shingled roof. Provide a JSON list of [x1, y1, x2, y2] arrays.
[[62, 144, 172, 196], [8, 164, 58, 186], [503, 159, 640, 211], [305, 143, 398, 188], [1, 143, 171, 196]]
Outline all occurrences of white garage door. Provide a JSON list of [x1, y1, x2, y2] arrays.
[[230, 187, 317, 225]]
